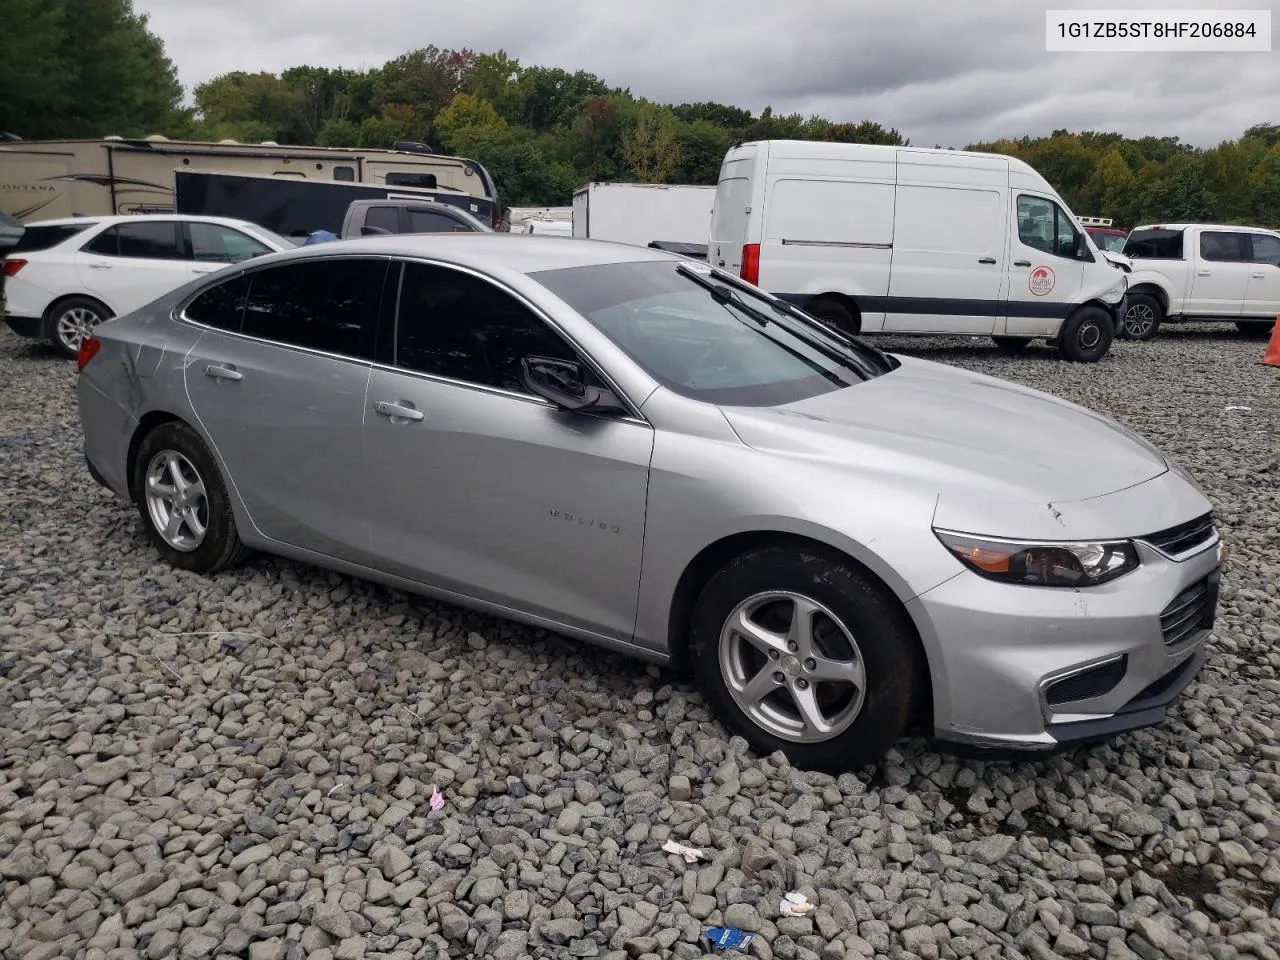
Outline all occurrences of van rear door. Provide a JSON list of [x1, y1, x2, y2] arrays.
[[709, 148, 759, 276], [885, 151, 1008, 334]]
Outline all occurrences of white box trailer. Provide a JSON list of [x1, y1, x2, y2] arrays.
[[572, 183, 715, 249]]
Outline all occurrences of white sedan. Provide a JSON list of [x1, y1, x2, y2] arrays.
[[2, 214, 295, 357]]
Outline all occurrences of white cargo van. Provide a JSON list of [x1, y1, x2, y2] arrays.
[[708, 140, 1129, 362]]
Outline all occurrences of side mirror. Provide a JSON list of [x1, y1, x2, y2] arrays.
[[520, 356, 625, 413]]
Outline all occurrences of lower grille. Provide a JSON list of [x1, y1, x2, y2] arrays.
[[1160, 574, 1217, 647]]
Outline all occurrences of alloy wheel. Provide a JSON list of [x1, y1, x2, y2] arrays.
[[55, 307, 102, 353], [144, 450, 209, 552], [1124, 303, 1155, 339], [718, 590, 867, 743]]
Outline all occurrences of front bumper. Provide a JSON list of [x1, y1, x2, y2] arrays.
[[4, 313, 43, 340], [909, 527, 1221, 755]]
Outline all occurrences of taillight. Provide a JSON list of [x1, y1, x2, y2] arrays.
[[740, 243, 760, 285], [77, 336, 101, 372], [2, 258, 26, 277]]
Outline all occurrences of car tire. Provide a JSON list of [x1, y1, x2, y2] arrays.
[[132, 421, 248, 574], [1057, 306, 1114, 363], [1120, 293, 1163, 341], [1236, 319, 1274, 337], [688, 545, 924, 771], [992, 336, 1032, 354], [805, 297, 860, 336], [46, 296, 111, 359]]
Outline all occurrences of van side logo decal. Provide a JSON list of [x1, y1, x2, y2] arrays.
[[1029, 265, 1056, 297]]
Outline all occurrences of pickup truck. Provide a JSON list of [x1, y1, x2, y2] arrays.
[[341, 198, 491, 239], [1120, 223, 1280, 340]]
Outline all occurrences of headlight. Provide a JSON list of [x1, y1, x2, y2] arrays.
[[934, 530, 1140, 587]]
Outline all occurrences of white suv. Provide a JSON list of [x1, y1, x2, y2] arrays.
[[2, 214, 295, 357]]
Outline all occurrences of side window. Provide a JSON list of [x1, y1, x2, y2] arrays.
[[408, 209, 470, 234], [386, 172, 438, 189], [364, 207, 399, 234], [396, 262, 578, 393], [1016, 195, 1080, 259], [1249, 233, 1280, 265], [189, 223, 270, 263], [114, 222, 183, 259], [241, 259, 383, 358], [1200, 231, 1251, 263], [84, 227, 121, 257], [333, 166, 356, 182], [185, 274, 251, 331]]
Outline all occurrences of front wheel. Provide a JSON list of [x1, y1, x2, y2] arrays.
[[132, 421, 248, 573], [805, 297, 860, 336], [688, 546, 923, 771], [1057, 306, 1114, 363], [1120, 294, 1163, 341]]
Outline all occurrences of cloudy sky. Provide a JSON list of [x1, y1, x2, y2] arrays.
[[133, 0, 1277, 148]]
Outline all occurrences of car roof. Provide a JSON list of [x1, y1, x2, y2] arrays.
[[1131, 223, 1276, 233], [259, 233, 679, 275], [23, 213, 264, 230]]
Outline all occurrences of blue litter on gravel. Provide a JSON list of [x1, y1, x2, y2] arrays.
[[703, 926, 754, 950]]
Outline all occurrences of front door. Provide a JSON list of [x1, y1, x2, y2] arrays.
[[1004, 193, 1086, 337], [74, 220, 193, 315], [183, 256, 387, 559], [363, 260, 654, 642], [1244, 232, 1280, 319], [1189, 230, 1251, 317]]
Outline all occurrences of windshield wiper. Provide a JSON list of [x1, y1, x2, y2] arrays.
[[675, 263, 882, 379]]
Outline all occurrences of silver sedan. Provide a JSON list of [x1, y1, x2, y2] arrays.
[[76, 235, 1222, 769]]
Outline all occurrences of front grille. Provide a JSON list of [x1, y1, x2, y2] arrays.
[[1160, 575, 1217, 647], [1142, 512, 1216, 557]]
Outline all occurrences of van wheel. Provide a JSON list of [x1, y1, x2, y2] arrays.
[[1057, 306, 1113, 363], [1236, 320, 1274, 337], [1121, 294, 1162, 341], [688, 545, 923, 771], [992, 336, 1031, 354], [806, 297, 860, 335]]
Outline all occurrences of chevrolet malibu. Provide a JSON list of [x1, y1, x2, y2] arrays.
[[76, 235, 1221, 769]]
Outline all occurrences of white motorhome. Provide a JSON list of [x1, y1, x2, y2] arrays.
[[573, 183, 715, 250], [708, 140, 1129, 362]]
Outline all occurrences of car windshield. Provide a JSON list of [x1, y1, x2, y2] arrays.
[[530, 259, 897, 406]]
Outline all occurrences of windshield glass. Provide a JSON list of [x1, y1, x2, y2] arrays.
[[530, 259, 895, 406], [1092, 232, 1128, 252]]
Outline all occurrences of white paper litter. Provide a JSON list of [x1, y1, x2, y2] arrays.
[[661, 839, 705, 863], [780, 891, 814, 916]]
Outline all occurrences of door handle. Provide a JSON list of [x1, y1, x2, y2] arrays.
[[374, 400, 425, 422], [192, 267, 218, 274], [978, 257, 997, 265], [204, 363, 243, 382], [1197, 269, 1211, 276], [1252, 272, 1266, 278], [88, 262, 112, 269], [1013, 260, 1031, 267]]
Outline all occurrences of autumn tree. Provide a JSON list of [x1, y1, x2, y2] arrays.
[[623, 103, 683, 183]]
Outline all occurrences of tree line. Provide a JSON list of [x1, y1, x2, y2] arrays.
[[2, 0, 1279, 224]]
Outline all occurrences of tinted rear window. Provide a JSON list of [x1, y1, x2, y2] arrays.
[[1124, 229, 1184, 259], [12, 223, 95, 254]]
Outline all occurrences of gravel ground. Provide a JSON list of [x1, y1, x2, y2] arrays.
[[1, 322, 1277, 960]]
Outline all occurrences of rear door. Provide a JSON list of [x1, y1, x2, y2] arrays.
[[1005, 193, 1086, 337], [74, 221, 193, 314], [184, 221, 274, 277], [709, 150, 759, 276], [885, 180, 1006, 334], [182, 256, 387, 559], [1244, 232, 1280, 318], [1189, 230, 1251, 316]]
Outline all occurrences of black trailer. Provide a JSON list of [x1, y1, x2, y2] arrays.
[[174, 170, 499, 239]]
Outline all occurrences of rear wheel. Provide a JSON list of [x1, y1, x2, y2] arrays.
[[992, 336, 1032, 354], [132, 421, 248, 573], [805, 297, 860, 336], [1120, 294, 1163, 341], [688, 545, 923, 770], [1057, 306, 1114, 363], [1236, 319, 1274, 337], [47, 296, 111, 359]]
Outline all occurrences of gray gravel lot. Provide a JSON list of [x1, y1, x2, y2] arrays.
[[1, 323, 1277, 960]]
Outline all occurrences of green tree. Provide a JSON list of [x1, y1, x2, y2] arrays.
[[0, 0, 183, 138], [1250, 147, 1280, 226], [194, 71, 303, 143], [674, 119, 731, 184], [1142, 160, 1216, 222], [465, 52, 527, 126], [434, 93, 506, 153], [623, 103, 683, 182]]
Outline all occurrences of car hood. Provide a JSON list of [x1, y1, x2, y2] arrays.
[[721, 356, 1168, 508]]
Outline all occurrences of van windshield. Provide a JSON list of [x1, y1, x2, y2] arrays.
[[531, 259, 897, 406]]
